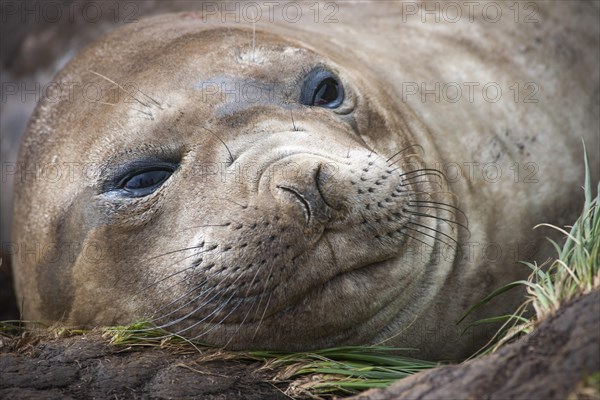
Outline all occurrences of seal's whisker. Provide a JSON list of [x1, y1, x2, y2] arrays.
[[408, 201, 469, 227], [195, 293, 236, 331], [253, 271, 278, 336], [135, 247, 214, 294], [129, 107, 154, 118], [200, 127, 234, 165], [148, 269, 229, 315], [253, 290, 274, 340], [140, 244, 241, 314], [407, 210, 470, 233], [161, 262, 260, 334], [140, 244, 218, 282], [398, 168, 447, 179], [400, 177, 445, 191], [247, 278, 269, 323], [149, 258, 243, 317], [148, 278, 209, 318], [388, 153, 424, 167], [136, 87, 164, 109], [386, 144, 425, 163], [204, 197, 249, 210], [135, 285, 225, 333], [400, 231, 435, 249], [132, 272, 203, 318], [251, 259, 277, 333], [169, 288, 239, 337], [400, 173, 445, 184], [220, 260, 278, 346], [145, 244, 206, 261], [290, 109, 299, 131], [406, 221, 460, 248], [243, 263, 269, 299], [222, 293, 261, 348], [155, 265, 246, 332], [403, 225, 457, 250], [190, 298, 244, 342], [407, 190, 460, 203], [132, 263, 203, 310], [407, 202, 459, 219], [89, 70, 151, 108], [176, 223, 233, 234], [400, 173, 445, 183], [197, 289, 246, 335], [150, 284, 230, 331]]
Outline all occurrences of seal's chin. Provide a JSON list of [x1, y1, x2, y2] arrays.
[[156, 254, 409, 350]]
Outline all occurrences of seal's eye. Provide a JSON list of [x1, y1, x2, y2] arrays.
[[300, 68, 344, 108], [121, 169, 173, 197]]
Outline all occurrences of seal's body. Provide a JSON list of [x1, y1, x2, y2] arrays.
[[12, 2, 599, 359]]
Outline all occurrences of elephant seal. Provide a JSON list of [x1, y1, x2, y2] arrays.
[[11, 2, 599, 360]]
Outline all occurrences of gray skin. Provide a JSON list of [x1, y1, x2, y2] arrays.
[[12, 2, 599, 360]]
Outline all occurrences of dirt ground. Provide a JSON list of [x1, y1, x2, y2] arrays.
[[0, 330, 289, 400], [2, 288, 598, 399]]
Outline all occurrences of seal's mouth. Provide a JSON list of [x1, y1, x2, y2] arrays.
[[334, 257, 394, 278], [158, 254, 410, 350]]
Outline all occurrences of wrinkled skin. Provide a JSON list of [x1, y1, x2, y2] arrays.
[[12, 3, 599, 360]]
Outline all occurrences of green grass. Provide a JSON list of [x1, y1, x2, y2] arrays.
[[99, 321, 439, 396], [250, 347, 438, 396], [462, 148, 599, 354], [0, 320, 27, 333], [104, 320, 183, 345]]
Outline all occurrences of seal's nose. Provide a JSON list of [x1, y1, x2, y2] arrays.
[[271, 160, 335, 225]]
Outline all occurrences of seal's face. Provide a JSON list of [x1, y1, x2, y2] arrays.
[[16, 18, 457, 350]]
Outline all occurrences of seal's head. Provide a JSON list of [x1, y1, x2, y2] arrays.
[[13, 13, 460, 350]]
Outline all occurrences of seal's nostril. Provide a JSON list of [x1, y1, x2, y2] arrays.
[[315, 163, 339, 210], [277, 185, 312, 223], [315, 164, 327, 204]]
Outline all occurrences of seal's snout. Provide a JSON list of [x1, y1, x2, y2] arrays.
[[272, 160, 334, 225]]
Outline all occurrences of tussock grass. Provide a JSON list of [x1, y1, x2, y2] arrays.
[[252, 346, 439, 397], [101, 322, 439, 397], [104, 320, 179, 345], [2, 321, 438, 396], [0, 320, 28, 333], [0, 320, 85, 336], [462, 148, 599, 355]]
